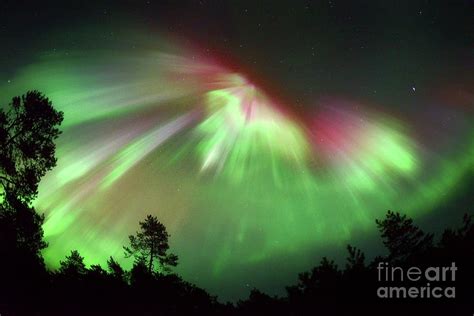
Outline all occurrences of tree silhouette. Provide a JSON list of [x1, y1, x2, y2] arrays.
[[0, 195, 46, 254], [439, 213, 474, 250], [0, 90, 63, 204], [375, 210, 433, 263], [1, 197, 472, 315], [0, 90, 63, 272], [286, 256, 342, 313], [107, 256, 126, 281], [59, 250, 87, 277], [124, 214, 178, 274], [0, 91, 63, 315], [345, 245, 365, 271], [237, 288, 287, 315]]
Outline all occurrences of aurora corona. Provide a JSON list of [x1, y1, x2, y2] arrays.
[[1, 34, 472, 300]]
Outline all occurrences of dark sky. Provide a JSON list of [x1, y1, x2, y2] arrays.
[[1, 0, 473, 301], [1, 0, 472, 108]]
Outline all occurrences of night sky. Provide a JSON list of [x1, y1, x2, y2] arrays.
[[1, 0, 473, 301]]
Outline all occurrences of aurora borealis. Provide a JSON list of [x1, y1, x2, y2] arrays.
[[1, 0, 473, 301]]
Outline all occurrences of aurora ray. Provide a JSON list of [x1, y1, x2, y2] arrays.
[[1, 34, 473, 300]]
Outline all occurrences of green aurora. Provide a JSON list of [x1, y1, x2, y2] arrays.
[[1, 38, 473, 300]]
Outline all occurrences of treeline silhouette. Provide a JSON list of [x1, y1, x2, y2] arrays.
[[0, 91, 473, 315]]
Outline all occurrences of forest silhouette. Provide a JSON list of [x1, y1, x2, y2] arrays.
[[0, 91, 472, 315]]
